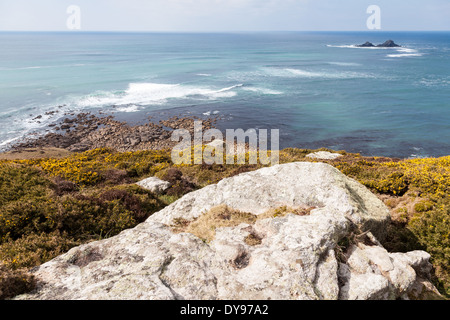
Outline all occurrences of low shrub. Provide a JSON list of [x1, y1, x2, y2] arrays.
[[409, 199, 450, 296], [0, 263, 35, 300], [162, 168, 197, 196], [52, 176, 78, 196], [0, 231, 80, 270]]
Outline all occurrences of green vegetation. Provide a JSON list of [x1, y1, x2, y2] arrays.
[[0, 147, 449, 298]]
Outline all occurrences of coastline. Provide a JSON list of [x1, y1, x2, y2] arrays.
[[2, 32, 450, 159], [1, 109, 440, 161], [0, 110, 449, 299], [3, 112, 218, 156]]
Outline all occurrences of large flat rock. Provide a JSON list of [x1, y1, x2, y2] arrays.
[[16, 162, 438, 300]]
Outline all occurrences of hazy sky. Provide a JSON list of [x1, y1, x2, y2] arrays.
[[1, 0, 449, 32]]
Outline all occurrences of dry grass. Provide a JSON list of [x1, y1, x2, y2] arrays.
[[173, 204, 314, 242], [257, 205, 315, 220], [182, 205, 257, 242], [0, 148, 72, 160]]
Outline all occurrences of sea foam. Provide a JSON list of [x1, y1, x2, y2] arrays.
[[76, 82, 240, 108], [262, 67, 374, 80], [386, 48, 423, 58]]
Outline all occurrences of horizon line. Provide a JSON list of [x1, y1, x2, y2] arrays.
[[1, 30, 450, 33]]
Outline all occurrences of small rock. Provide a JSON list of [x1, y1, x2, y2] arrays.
[[60, 124, 71, 130], [136, 177, 171, 195], [67, 143, 91, 152], [306, 151, 343, 160]]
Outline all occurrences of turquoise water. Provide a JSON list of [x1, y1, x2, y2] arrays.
[[0, 31, 449, 157]]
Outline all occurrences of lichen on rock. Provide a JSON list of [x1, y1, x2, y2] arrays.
[[15, 162, 440, 300]]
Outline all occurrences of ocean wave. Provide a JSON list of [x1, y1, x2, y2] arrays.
[[262, 67, 375, 80], [417, 77, 450, 87], [0, 82, 241, 150], [0, 136, 21, 148], [327, 62, 362, 67], [326, 44, 388, 50], [387, 53, 423, 58], [0, 64, 87, 71], [115, 105, 141, 112], [328, 44, 423, 59], [202, 110, 220, 116], [0, 103, 70, 151], [386, 48, 423, 58], [75, 82, 241, 108], [241, 87, 283, 95], [326, 45, 357, 49]]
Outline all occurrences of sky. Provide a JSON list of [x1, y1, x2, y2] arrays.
[[0, 0, 449, 32]]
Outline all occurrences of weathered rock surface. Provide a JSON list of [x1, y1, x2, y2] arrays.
[[136, 177, 171, 195], [150, 162, 389, 239], [338, 245, 439, 300], [15, 162, 439, 300], [306, 151, 343, 160]]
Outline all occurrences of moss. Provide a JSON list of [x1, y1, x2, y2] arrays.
[[244, 233, 263, 246]]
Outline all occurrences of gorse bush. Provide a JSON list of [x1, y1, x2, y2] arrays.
[[0, 231, 80, 270], [335, 156, 450, 199], [20, 148, 172, 186], [0, 151, 173, 298], [409, 198, 450, 294], [331, 155, 450, 296], [0, 164, 51, 205]]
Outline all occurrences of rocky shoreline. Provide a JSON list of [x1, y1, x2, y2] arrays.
[[9, 112, 218, 153]]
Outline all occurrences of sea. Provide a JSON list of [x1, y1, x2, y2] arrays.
[[0, 31, 449, 158]]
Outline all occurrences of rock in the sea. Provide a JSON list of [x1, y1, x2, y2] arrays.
[[357, 41, 375, 47], [357, 40, 401, 48], [15, 162, 439, 300], [377, 40, 401, 47], [136, 176, 171, 195], [306, 151, 343, 160]]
